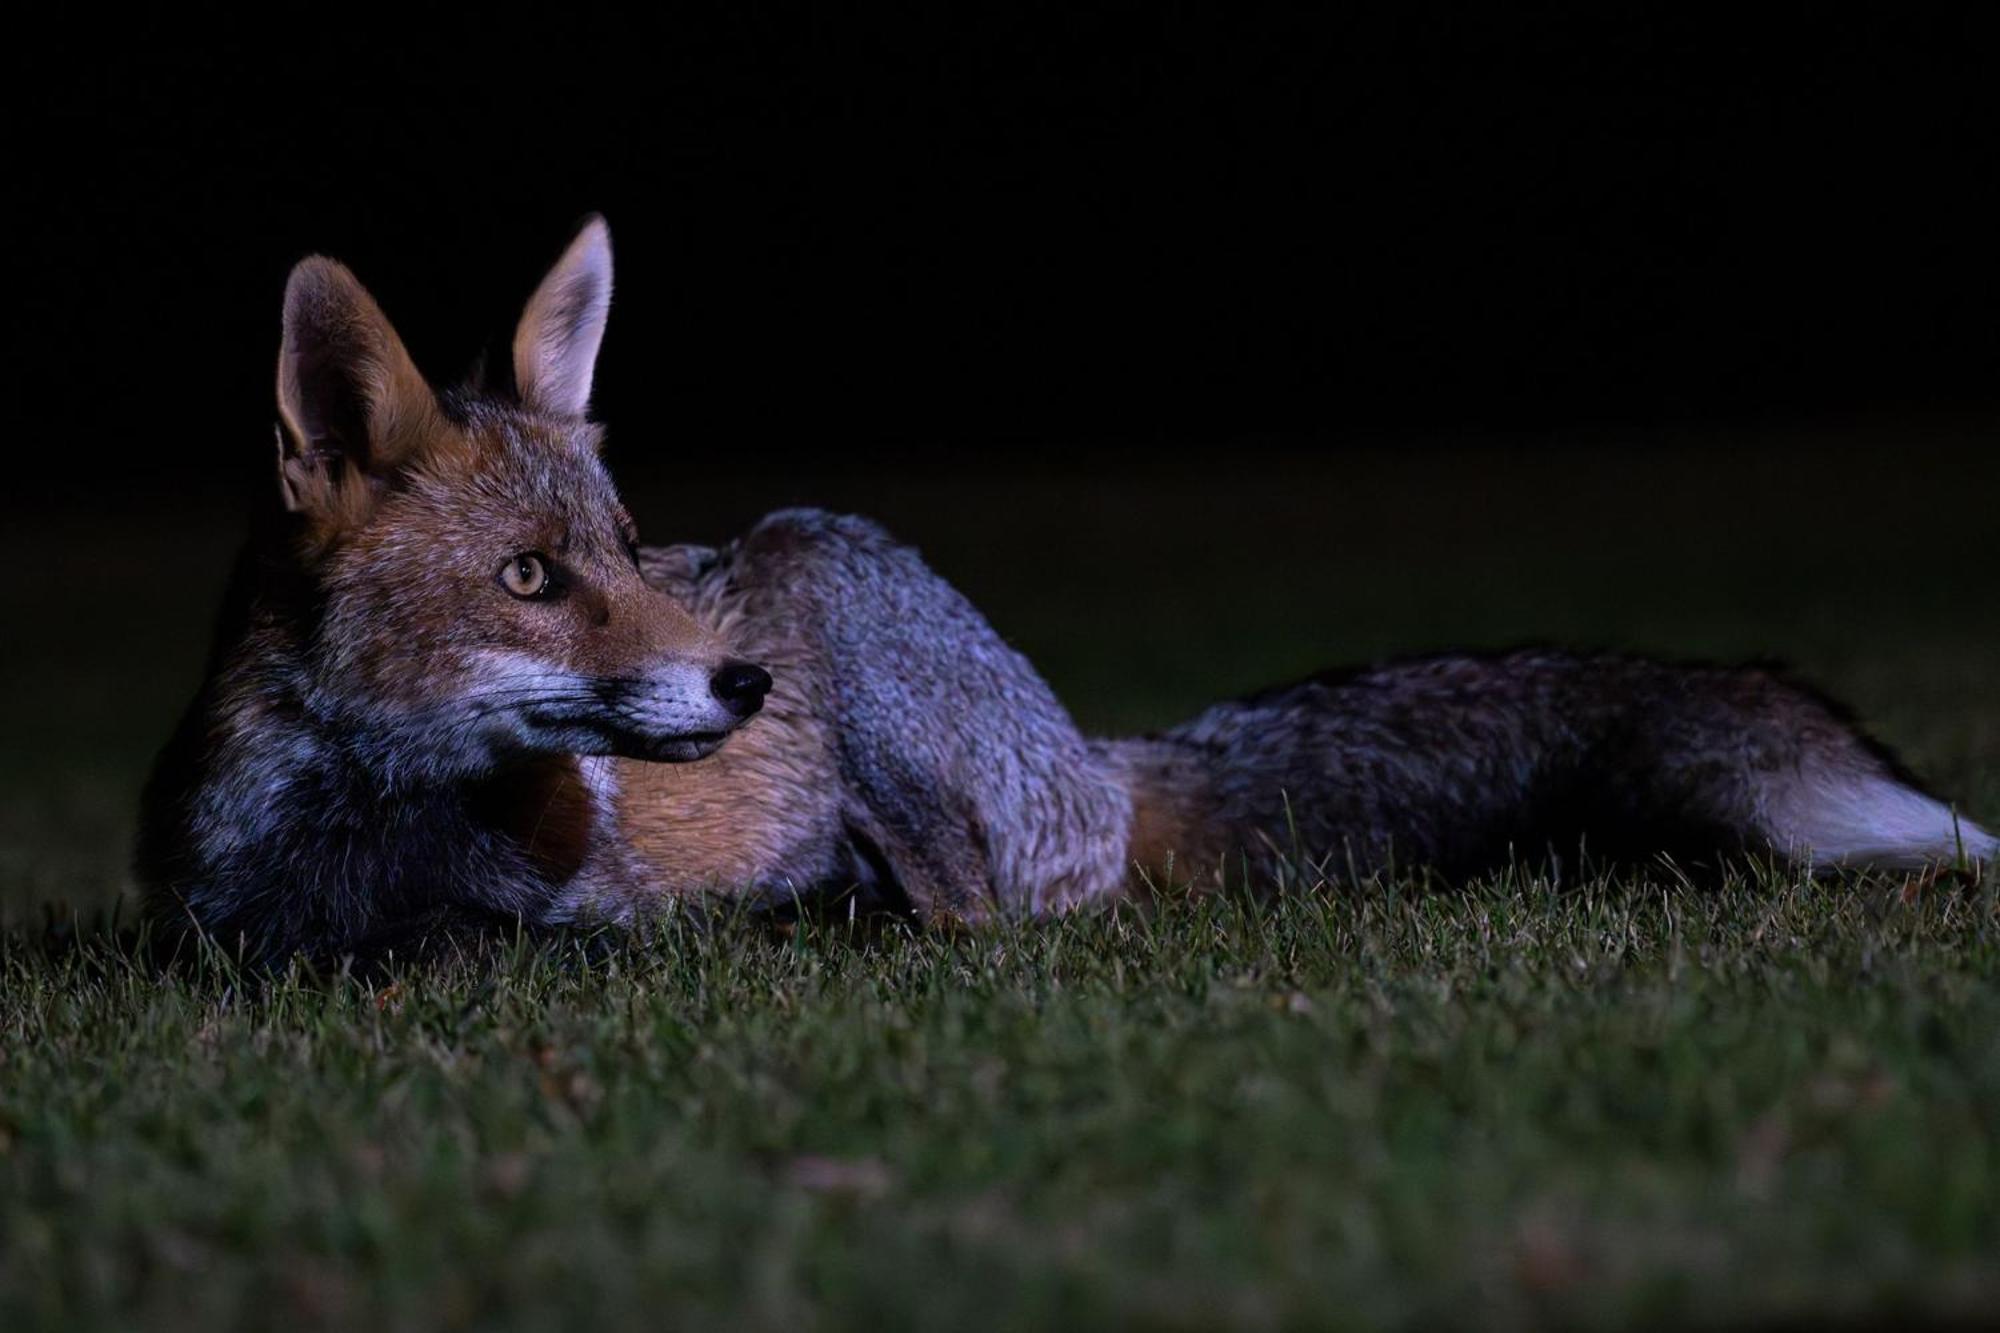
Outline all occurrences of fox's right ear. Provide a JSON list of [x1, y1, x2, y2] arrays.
[[513, 215, 612, 419], [275, 257, 440, 525]]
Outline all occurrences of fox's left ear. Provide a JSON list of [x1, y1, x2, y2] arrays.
[[513, 215, 613, 418], [276, 257, 440, 526]]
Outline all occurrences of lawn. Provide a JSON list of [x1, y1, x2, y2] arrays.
[[3, 426, 1996, 1329]]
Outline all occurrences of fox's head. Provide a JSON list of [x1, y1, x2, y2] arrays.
[[270, 217, 769, 778]]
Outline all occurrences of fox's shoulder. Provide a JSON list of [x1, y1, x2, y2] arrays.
[[747, 507, 899, 547], [639, 508, 899, 596]]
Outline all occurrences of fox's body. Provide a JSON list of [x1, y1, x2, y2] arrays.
[[140, 221, 1995, 960], [602, 517, 1992, 920]]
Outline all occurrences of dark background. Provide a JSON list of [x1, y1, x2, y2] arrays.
[[16, 10, 1996, 512]]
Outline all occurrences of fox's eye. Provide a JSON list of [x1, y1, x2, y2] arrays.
[[499, 553, 551, 599]]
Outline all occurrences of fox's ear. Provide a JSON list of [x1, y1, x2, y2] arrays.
[[513, 215, 612, 418], [275, 257, 439, 519]]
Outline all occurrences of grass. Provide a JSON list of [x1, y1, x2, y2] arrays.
[[6, 878, 1998, 1330], [3, 426, 1997, 1329]]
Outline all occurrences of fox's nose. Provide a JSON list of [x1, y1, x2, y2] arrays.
[[710, 662, 773, 718]]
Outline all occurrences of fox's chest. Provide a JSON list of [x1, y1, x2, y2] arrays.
[[610, 690, 842, 895], [464, 756, 600, 885], [472, 700, 846, 924]]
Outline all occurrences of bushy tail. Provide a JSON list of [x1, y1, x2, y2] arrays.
[[1761, 766, 1998, 872], [1091, 651, 1998, 886]]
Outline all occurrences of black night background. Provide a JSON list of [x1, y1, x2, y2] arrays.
[[17, 11, 1997, 500]]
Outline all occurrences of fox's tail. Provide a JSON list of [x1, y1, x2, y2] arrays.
[[1092, 651, 1996, 887], [1760, 767, 1998, 871]]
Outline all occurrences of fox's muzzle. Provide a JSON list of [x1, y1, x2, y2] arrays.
[[486, 662, 766, 765]]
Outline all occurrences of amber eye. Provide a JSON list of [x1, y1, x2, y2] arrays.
[[498, 553, 550, 599]]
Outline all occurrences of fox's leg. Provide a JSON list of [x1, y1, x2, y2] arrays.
[[836, 756, 1002, 925], [645, 511, 1133, 922]]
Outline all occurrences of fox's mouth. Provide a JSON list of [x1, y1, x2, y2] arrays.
[[515, 710, 740, 764], [619, 730, 730, 763]]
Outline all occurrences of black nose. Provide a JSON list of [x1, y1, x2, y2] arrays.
[[710, 662, 773, 717]]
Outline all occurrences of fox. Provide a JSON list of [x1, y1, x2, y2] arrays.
[[139, 217, 1997, 961]]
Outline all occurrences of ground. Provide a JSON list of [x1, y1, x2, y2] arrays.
[[3, 427, 1996, 1330]]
